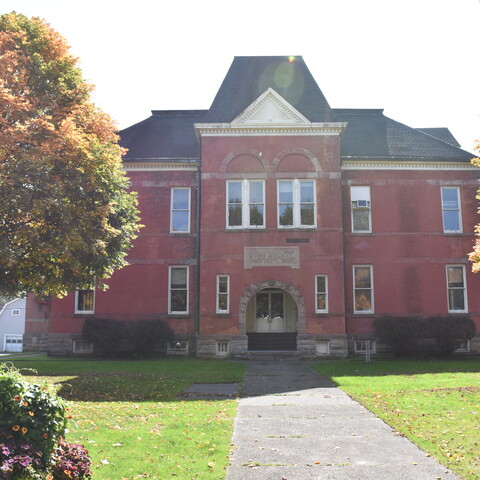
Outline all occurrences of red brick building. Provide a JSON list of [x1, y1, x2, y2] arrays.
[[24, 56, 480, 357]]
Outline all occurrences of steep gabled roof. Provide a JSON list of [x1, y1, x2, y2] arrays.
[[120, 110, 206, 161], [333, 109, 473, 162], [203, 56, 334, 123]]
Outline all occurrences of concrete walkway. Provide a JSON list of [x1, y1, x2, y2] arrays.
[[226, 361, 460, 480]]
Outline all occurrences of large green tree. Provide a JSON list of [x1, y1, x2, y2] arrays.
[[0, 12, 140, 297], [469, 140, 480, 273]]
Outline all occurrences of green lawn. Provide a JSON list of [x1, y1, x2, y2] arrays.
[[4, 356, 244, 479], [311, 358, 480, 480]]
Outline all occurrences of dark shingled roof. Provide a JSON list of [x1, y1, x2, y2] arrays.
[[120, 110, 206, 161], [203, 56, 334, 123], [333, 109, 473, 162], [417, 128, 461, 147], [119, 57, 473, 165]]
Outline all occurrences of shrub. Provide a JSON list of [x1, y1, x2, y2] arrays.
[[425, 316, 476, 357], [50, 438, 92, 479], [0, 364, 67, 468], [373, 316, 423, 357], [373, 315, 476, 358], [82, 318, 126, 357], [82, 318, 174, 358], [0, 364, 92, 479], [126, 319, 174, 358]]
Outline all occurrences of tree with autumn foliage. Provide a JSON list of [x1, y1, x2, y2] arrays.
[[0, 12, 141, 297], [469, 140, 480, 273]]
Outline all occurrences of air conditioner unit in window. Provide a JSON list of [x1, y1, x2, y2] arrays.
[[353, 200, 370, 208]]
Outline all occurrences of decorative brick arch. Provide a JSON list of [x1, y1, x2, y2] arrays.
[[238, 280, 306, 335], [220, 149, 271, 173], [272, 147, 322, 172]]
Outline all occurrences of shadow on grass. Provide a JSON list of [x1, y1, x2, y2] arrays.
[[310, 356, 480, 380]]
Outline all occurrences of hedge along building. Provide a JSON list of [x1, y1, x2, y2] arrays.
[[24, 56, 480, 357]]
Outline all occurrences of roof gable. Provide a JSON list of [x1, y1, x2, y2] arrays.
[[231, 88, 310, 125], [203, 56, 334, 123]]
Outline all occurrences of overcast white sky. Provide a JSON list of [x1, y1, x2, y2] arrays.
[[3, 0, 479, 152]]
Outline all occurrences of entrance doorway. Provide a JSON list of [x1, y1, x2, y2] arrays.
[[246, 289, 297, 350]]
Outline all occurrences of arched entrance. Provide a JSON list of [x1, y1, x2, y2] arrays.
[[239, 281, 304, 351]]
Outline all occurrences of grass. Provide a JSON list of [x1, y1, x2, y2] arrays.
[[311, 358, 480, 480], [3, 356, 245, 479]]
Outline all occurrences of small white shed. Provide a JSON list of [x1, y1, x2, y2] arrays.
[[0, 298, 26, 352]]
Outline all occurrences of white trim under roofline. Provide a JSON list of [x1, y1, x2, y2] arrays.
[[123, 160, 199, 171], [341, 159, 479, 171], [194, 122, 347, 138]]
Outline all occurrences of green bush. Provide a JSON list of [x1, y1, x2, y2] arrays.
[[425, 316, 476, 357], [373, 316, 423, 357], [126, 319, 174, 358], [82, 318, 126, 357], [0, 364, 67, 468], [0, 364, 92, 479], [373, 315, 476, 358], [82, 318, 174, 358]]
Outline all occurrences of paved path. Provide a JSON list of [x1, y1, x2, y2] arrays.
[[226, 361, 460, 480]]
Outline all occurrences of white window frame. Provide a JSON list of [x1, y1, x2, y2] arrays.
[[226, 180, 265, 229], [216, 275, 230, 314], [11, 309, 20, 316], [168, 266, 189, 314], [315, 275, 328, 313], [315, 340, 330, 356], [216, 340, 229, 356], [353, 265, 374, 314], [446, 265, 468, 313], [277, 179, 316, 228], [354, 339, 376, 354], [170, 187, 191, 233], [351, 186, 371, 233], [74, 289, 95, 314], [441, 187, 462, 233]]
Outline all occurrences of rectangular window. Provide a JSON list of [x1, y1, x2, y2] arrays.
[[171, 188, 191, 233], [216, 275, 230, 314], [351, 186, 371, 233], [169, 266, 189, 314], [278, 179, 315, 228], [441, 187, 462, 233], [446, 265, 467, 313], [355, 340, 376, 354], [353, 265, 374, 314], [11, 309, 20, 316], [315, 275, 328, 313], [75, 289, 95, 314], [227, 180, 264, 228]]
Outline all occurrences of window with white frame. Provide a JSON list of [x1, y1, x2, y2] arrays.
[[355, 340, 376, 354], [441, 187, 462, 233], [353, 265, 374, 314], [446, 265, 467, 313], [11, 309, 20, 316], [216, 275, 230, 314], [351, 186, 371, 233], [170, 188, 191, 233], [216, 340, 229, 356], [169, 266, 189, 314], [315, 275, 328, 313], [278, 180, 315, 228], [227, 180, 265, 228], [75, 289, 95, 314]]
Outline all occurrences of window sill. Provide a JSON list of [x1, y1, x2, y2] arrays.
[[167, 313, 190, 318], [215, 313, 231, 317], [73, 313, 95, 317]]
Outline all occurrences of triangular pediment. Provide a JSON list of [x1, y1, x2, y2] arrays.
[[232, 88, 310, 125]]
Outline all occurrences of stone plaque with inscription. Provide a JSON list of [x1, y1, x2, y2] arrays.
[[244, 247, 300, 269]]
